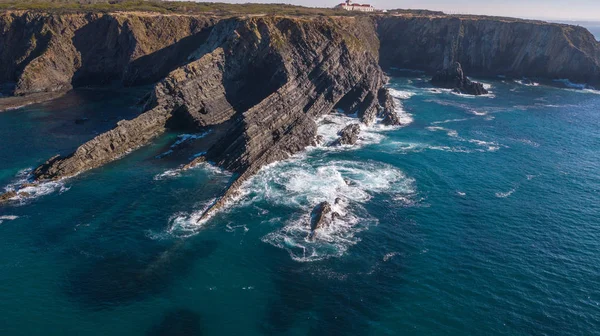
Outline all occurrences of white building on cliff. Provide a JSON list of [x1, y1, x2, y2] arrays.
[[335, 0, 375, 12]]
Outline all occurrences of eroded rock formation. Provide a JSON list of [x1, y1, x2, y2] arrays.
[[335, 124, 361, 146], [2, 10, 600, 216], [431, 62, 488, 95], [308, 201, 333, 240]]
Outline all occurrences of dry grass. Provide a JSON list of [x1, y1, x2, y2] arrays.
[[0, 0, 365, 16]]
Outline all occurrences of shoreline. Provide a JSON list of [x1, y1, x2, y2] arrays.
[[0, 91, 67, 112]]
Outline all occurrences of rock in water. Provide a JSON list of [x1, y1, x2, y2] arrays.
[[309, 201, 332, 239], [182, 156, 206, 170], [0, 190, 17, 204], [431, 62, 489, 95], [335, 124, 361, 146]]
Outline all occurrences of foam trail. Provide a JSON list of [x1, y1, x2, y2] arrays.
[[495, 188, 516, 198], [0, 215, 19, 224], [237, 159, 417, 262], [3, 168, 67, 204]]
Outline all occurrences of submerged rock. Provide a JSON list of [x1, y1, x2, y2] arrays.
[[182, 156, 206, 170], [0, 190, 16, 203], [74, 117, 89, 125], [335, 124, 361, 146], [430, 62, 489, 95], [147, 308, 203, 336]]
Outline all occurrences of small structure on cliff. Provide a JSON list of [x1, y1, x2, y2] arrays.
[[335, 0, 375, 12]]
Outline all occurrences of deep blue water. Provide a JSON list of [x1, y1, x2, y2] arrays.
[[1, 76, 599, 335]]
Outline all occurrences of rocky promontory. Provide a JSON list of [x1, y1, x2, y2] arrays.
[[2, 8, 600, 213]]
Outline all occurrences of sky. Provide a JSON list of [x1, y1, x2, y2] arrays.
[[181, 0, 600, 21]]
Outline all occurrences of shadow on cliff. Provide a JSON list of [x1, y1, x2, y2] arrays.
[[0, 16, 52, 85], [71, 16, 215, 88]]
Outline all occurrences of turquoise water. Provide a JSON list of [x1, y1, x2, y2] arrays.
[[1, 76, 599, 335]]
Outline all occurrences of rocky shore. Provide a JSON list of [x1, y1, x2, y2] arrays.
[[1, 10, 600, 210], [431, 62, 488, 95]]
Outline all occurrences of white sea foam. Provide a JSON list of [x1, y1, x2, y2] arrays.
[[467, 139, 501, 152], [456, 191, 466, 196], [426, 126, 459, 137], [171, 132, 211, 148], [481, 82, 493, 90], [386, 90, 414, 126], [388, 88, 416, 100], [514, 79, 540, 87], [315, 114, 389, 149], [553, 79, 589, 90], [234, 159, 417, 262], [495, 188, 516, 198], [469, 110, 488, 116], [153, 156, 228, 181], [158, 198, 218, 239], [431, 118, 471, 125], [0, 215, 19, 224], [2, 168, 67, 204]]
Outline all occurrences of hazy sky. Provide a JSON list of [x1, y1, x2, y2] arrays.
[[185, 0, 600, 21]]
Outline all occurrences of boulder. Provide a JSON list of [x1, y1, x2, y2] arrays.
[[308, 201, 332, 240], [0, 190, 17, 203], [335, 124, 361, 146], [431, 62, 489, 95]]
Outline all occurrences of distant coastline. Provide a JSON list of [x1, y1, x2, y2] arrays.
[[552, 20, 600, 40]]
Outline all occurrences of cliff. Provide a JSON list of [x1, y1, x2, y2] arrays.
[[0, 11, 216, 95], [377, 15, 600, 85], [28, 16, 397, 217], [3, 10, 600, 211]]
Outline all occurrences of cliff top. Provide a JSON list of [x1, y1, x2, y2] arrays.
[[0, 0, 357, 16], [0, 0, 573, 28]]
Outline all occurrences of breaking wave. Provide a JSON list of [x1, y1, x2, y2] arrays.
[[2, 168, 67, 204], [0, 215, 19, 224], [237, 159, 416, 262], [495, 188, 516, 198]]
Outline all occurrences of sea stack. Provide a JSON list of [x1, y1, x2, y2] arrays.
[[431, 62, 489, 95]]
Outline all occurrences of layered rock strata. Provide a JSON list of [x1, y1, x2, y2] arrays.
[[3, 11, 600, 213], [377, 15, 600, 85], [335, 123, 361, 146], [24, 17, 398, 216]]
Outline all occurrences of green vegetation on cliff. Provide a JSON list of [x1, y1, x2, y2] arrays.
[[0, 0, 354, 16]]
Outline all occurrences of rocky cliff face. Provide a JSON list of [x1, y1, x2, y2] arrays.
[[0, 11, 216, 95], [4, 11, 600, 210], [29, 16, 398, 215], [377, 15, 600, 85]]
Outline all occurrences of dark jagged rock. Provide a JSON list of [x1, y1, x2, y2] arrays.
[[377, 88, 400, 125], [309, 201, 332, 239], [335, 123, 361, 146], [431, 62, 488, 95]]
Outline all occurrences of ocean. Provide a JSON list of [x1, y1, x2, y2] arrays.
[[1, 75, 599, 335]]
